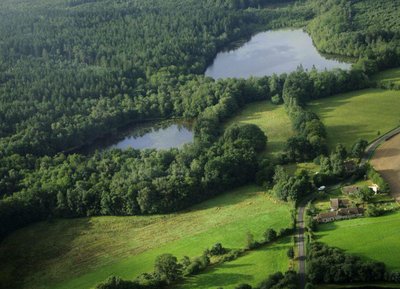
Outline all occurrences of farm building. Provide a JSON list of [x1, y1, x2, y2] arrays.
[[315, 207, 364, 223], [330, 198, 350, 211]]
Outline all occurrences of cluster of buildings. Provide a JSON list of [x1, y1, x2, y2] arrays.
[[315, 198, 364, 223]]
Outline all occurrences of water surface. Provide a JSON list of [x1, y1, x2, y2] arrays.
[[110, 122, 193, 150], [81, 121, 193, 153], [205, 29, 351, 79]]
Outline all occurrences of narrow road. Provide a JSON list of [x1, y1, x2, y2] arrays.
[[362, 126, 400, 164], [294, 127, 400, 289], [296, 204, 307, 289]]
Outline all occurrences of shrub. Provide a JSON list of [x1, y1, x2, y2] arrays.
[[287, 247, 294, 259], [209, 243, 227, 256], [263, 228, 277, 243]]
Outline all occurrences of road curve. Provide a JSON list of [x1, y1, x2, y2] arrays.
[[362, 126, 400, 164], [296, 204, 307, 289]]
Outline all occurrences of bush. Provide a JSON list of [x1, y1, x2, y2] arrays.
[[365, 204, 386, 217], [287, 247, 294, 259], [209, 243, 227, 256], [259, 271, 298, 289], [220, 249, 242, 262], [154, 254, 182, 284], [263, 228, 277, 243]]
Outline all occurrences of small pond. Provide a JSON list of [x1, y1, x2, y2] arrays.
[[80, 121, 193, 153], [205, 29, 352, 79]]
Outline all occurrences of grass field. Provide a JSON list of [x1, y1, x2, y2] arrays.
[[179, 237, 292, 289], [316, 211, 400, 271], [226, 101, 294, 156], [0, 185, 293, 289], [309, 88, 400, 150], [373, 67, 400, 86]]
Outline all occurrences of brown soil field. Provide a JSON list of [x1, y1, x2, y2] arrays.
[[371, 133, 400, 201]]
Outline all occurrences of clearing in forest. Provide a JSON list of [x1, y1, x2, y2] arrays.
[[0, 185, 292, 289], [309, 88, 400, 150], [226, 101, 294, 157]]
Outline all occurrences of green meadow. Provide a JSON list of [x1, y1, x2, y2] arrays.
[[309, 88, 400, 150], [373, 67, 400, 86], [179, 237, 292, 289], [0, 185, 292, 289], [226, 101, 295, 156], [316, 211, 400, 271]]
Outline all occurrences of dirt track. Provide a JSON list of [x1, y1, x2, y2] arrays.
[[371, 133, 400, 201]]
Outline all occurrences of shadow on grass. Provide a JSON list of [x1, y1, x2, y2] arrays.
[[0, 218, 93, 289]]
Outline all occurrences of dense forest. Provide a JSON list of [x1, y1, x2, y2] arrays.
[[1, 0, 400, 241]]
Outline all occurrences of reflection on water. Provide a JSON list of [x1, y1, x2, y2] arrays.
[[81, 121, 193, 153], [205, 29, 352, 79], [110, 122, 193, 150]]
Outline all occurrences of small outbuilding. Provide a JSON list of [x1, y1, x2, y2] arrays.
[[330, 198, 350, 211]]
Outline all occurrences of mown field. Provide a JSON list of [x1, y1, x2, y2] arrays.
[[0, 185, 293, 289], [309, 88, 400, 150], [179, 237, 292, 289], [316, 211, 400, 271], [226, 101, 294, 156]]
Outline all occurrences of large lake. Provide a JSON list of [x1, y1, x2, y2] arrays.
[[205, 29, 351, 79], [80, 121, 193, 153]]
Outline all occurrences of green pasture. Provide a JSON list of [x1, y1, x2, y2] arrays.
[[0, 185, 292, 289], [309, 88, 400, 150], [226, 101, 294, 156], [316, 211, 400, 271], [179, 237, 292, 289]]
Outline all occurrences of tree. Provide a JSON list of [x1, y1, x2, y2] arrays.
[[154, 254, 182, 284], [287, 247, 294, 259], [351, 139, 368, 159], [335, 143, 347, 160], [355, 186, 374, 202], [209, 243, 227, 256], [263, 228, 277, 242]]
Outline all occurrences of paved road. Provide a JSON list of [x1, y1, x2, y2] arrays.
[[362, 126, 400, 164], [296, 204, 307, 289]]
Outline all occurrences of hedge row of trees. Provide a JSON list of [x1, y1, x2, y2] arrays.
[[307, 243, 387, 284], [280, 66, 370, 163]]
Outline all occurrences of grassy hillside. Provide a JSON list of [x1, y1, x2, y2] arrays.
[[309, 88, 400, 150], [0, 185, 293, 289], [179, 237, 292, 289], [316, 211, 400, 271], [225, 101, 294, 156]]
